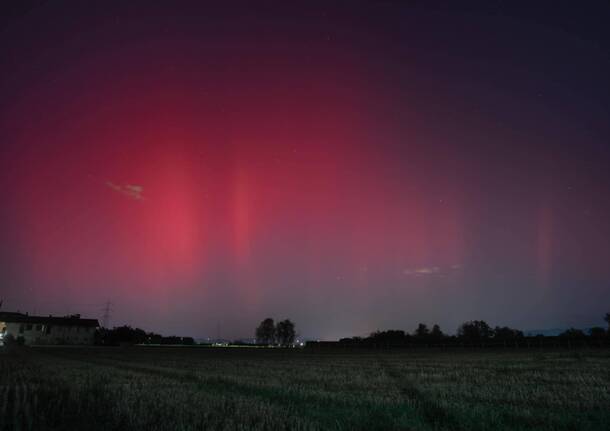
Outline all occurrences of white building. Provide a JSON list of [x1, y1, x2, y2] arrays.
[[0, 311, 99, 345]]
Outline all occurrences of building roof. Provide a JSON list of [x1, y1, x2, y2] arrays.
[[0, 311, 99, 327]]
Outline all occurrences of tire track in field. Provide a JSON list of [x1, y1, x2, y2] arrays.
[[378, 357, 467, 431]]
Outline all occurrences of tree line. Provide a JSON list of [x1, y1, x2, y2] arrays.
[[319, 313, 610, 348], [336, 321, 524, 347], [96, 326, 196, 346]]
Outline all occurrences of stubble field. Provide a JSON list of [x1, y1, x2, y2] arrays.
[[1, 346, 609, 431]]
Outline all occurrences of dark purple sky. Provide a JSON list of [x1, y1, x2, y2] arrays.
[[1, 1, 609, 339]]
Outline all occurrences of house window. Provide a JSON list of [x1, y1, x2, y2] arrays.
[[19, 324, 24, 333], [46, 325, 52, 335]]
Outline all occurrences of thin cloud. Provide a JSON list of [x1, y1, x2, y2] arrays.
[[106, 181, 145, 201], [403, 265, 462, 277], [403, 266, 440, 276]]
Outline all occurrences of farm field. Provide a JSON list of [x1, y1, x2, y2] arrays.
[[1, 346, 609, 431]]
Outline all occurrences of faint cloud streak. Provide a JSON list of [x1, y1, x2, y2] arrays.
[[106, 181, 145, 201], [403, 264, 463, 277]]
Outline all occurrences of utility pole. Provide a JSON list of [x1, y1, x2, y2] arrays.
[[102, 301, 113, 329]]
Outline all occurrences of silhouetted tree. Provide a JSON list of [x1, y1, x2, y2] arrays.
[[415, 323, 430, 339], [276, 319, 296, 347], [255, 318, 276, 345], [182, 337, 195, 346], [368, 330, 408, 347], [605, 313, 610, 331], [588, 327, 606, 339], [430, 324, 444, 341], [161, 336, 181, 345], [559, 328, 586, 339], [458, 320, 493, 341], [146, 332, 163, 344], [493, 326, 524, 340], [104, 326, 147, 345]]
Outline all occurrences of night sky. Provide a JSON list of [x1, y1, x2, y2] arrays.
[[1, 1, 609, 340]]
